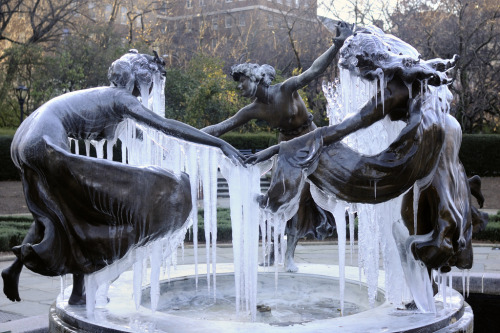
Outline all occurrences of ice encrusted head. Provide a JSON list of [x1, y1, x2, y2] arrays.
[[230, 63, 276, 87], [339, 26, 457, 86], [108, 49, 166, 94]]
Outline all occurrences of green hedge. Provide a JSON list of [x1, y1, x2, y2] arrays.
[[459, 134, 500, 176], [3, 210, 500, 252], [0, 216, 32, 252], [220, 132, 278, 151], [2, 132, 500, 181], [0, 135, 18, 180]]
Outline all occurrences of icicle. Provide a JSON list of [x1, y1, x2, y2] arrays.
[[333, 202, 347, 316], [377, 69, 385, 115], [482, 274, 484, 294], [140, 83, 150, 109], [441, 270, 447, 309], [467, 269, 470, 297], [449, 273, 453, 292], [60, 275, 66, 300], [201, 148, 212, 293], [209, 149, 218, 300], [133, 250, 144, 310], [85, 140, 91, 157], [186, 145, 199, 289], [149, 241, 162, 312], [74, 139, 79, 155], [349, 208, 355, 264], [413, 183, 420, 235], [462, 270, 466, 297], [259, 211, 267, 270], [85, 274, 98, 316]]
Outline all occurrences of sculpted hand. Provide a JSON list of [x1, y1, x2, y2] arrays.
[[221, 144, 246, 166], [245, 145, 280, 165], [334, 21, 354, 42]]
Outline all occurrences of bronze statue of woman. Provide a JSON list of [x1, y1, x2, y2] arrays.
[[248, 26, 487, 276], [2, 50, 244, 305], [203, 22, 353, 272]]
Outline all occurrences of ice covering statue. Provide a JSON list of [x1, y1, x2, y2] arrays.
[[203, 22, 353, 272], [249, 26, 487, 295], [2, 50, 244, 305]]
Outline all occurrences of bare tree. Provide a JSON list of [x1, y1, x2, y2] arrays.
[[390, 0, 500, 133], [0, 0, 90, 126]]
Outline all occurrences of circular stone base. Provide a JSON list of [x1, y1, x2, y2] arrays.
[[49, 264, 473, 332]]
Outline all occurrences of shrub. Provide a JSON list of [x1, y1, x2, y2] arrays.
[[0, 135, 19, 180], [1, 210, 500, 251], [460, 134, 500, 176], [0, 216, 33, 252], [220, 132, 278, 151]]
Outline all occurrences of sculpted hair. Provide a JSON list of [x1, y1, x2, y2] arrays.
[[339, 26, 456, 86], [108, 49, 166, 92], [230, 63, 276, 87]]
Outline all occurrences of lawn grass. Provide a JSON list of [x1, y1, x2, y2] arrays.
[[0, 128, 16, 136], [1, 210, 499, 252]]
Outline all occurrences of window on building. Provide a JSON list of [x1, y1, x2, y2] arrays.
[[158, 3, 168, 14], [212, 17, 218, 30], [225, 16, 232, 28], [105, 4, 112, 19], [88, 2, 96, 20], [187, 0, 193, 8], [295, 0, 300, 8], [267, 14, 273, 27], [120, 6, 127, 24], [238, 13, 245, 26]]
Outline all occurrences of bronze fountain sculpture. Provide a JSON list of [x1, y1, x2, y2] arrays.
[[0, 24, 488, 331]]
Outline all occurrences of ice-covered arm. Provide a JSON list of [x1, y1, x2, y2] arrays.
[[202, 103, 262, 137], [318, 80, 410, 146], [284, 21, 353, 92], [246, 79, 410, 165], [124, 98, 246, 165]]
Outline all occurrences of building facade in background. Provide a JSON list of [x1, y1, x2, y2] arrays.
[[156, 0, 332, 74]]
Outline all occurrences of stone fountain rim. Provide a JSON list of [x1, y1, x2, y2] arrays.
[[50, 263, 471, 333]]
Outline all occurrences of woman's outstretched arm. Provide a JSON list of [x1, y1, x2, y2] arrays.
[[283, 22, 353, 92], [201, 103, 263, 137], [246, 80, 410, 165], [122, 93, 246, 165]]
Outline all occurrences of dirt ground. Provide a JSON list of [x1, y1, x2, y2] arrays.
[[1, 177, 499, 215]]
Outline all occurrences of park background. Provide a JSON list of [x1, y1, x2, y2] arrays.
[[0, 0, 499, 243]]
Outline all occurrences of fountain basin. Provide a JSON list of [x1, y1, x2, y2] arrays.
[[49, 264, 473, 332]]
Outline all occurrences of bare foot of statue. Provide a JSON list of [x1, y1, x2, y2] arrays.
[[2, 264, 21, 302], [68, 292, 86, 305], [284, 256, 298, 273], [68, 274, 86, 306]]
